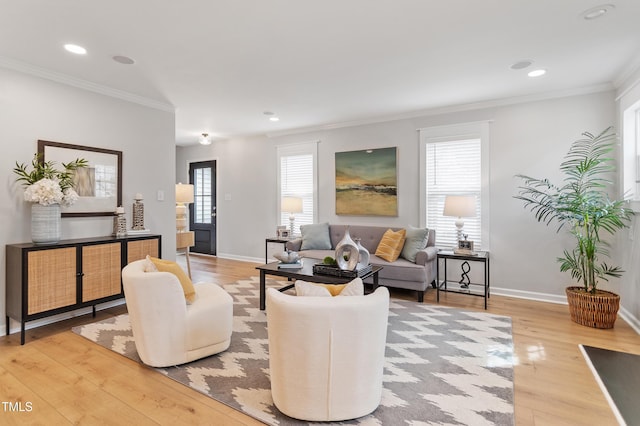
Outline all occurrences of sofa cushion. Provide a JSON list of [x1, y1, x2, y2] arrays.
[[401, 226, 430, 262], [375, 228, 406, 262], [147, 256, 197, 304], [300, 222, 332, 250]]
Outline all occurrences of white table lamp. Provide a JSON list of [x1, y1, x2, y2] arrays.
[[176, 183, 194, 232], [281, 196, 303, 236], [443, 195, 476, 241]]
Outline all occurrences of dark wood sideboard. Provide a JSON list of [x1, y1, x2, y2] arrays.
[[6, 234, 161, 344]]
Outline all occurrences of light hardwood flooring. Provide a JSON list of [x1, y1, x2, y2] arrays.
[[2, 254, 639, 425]]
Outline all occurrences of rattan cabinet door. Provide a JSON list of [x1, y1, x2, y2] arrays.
[[127, 238, 159, 264], [82, 243, 122, 302], [27, 247, 77, 315]]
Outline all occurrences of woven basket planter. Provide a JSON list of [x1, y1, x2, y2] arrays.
[[565, 286, 620, 329]]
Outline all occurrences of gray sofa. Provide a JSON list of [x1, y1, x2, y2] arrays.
[[286, 224, 437, 302]]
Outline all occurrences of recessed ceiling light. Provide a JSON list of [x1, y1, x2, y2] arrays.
[[113, 55, 135, 65], [528, 69, 547, 78], [510, 60, 533, 70], [580, 4, 614, 20], [269, 116, 280, 122], [64, 44, 87, 55]]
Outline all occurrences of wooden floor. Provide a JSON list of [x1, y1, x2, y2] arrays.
[[2, 254, 639, 425]]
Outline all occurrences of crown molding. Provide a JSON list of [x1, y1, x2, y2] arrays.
[[266, 83, 613, 139], [0, 56, 175, 113], [614, 54, 640, 101]]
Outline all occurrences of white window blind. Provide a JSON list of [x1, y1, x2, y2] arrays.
[[194, 167, 212, 224], [425, 138, 482, 249], [277, 142, 318, 234]]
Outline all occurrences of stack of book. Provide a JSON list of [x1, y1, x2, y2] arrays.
[[277, 260, 302, 269]]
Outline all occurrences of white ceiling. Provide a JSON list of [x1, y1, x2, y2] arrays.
[[1, 1, 639, 145]]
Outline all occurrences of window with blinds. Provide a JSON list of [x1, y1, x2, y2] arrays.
[[425, 138, 482, 249], [194, 167, 212, 224], [277, 142, 318, 234]]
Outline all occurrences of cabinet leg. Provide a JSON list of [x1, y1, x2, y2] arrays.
[[5, 316, 9, 337], [92, 305, 96, 317], [21, 322, 25, 345]]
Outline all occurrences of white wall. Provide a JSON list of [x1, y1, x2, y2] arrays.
[[177, 90, 638, 315], [1, 67, 176, 334]]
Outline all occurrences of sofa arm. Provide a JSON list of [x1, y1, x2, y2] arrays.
[[415, 246, 438, 265], [286, 238, 302, 251]]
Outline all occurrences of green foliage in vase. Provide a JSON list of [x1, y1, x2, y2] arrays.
[[514, 127, 633, 294], [14, 153, 88, 191]]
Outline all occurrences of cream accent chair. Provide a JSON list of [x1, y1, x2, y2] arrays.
[[122, 259, 233, 368], [266, 286, 389, 421]]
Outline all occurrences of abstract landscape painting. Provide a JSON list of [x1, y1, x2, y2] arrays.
[[335, 147, 397, 216]]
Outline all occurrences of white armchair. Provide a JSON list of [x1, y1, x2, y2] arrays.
[[121, 259, 233, 367], [266, 286, 389, 421]]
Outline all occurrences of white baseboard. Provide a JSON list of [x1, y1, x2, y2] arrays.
[[215, 252, 263, 264], [491, 286, 568, 305], [493, 286, 640, 335], [3, 299, 125, 337], [619, 306, 640, 335]]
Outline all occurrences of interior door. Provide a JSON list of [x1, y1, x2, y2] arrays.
[[189, 161, 216, 255]]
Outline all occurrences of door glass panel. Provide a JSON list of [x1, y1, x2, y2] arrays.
[[194, 167, 212, 224]]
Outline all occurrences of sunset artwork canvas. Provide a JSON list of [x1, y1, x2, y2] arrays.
[[335, 147, 398, 216]]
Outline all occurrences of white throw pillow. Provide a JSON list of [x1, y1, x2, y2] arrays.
[[143, 255, 158, 272], [295, 280, 332, 297], [337, 278, 364, 296], [294, 278, 364, 297]]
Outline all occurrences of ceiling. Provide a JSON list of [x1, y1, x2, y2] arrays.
[[1, 1, 639, 146]]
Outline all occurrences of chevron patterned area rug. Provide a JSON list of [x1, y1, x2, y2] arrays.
[[73, 276, 514, 425]]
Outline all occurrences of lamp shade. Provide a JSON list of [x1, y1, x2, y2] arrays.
[[176, 183, 194, 204], [281, 196, 303, 213], [443, 195, 476, 218]]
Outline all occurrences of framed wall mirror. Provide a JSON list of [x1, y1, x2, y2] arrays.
[[38, 140, 122, 217]]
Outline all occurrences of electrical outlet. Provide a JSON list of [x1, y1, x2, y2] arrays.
[[157, 190, 164, 201]]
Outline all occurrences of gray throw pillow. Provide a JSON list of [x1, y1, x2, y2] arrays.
[[300, 223, 332, 250], [401, 225, 429, 262]]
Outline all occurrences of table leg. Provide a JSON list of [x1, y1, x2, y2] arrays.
[[260, 270, 267, 310], [436, 257, 440, 303], [185, 248, 192, 279], [372, 271, 379, 292]]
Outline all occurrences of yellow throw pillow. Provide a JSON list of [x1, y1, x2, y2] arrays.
[[375, 228, 407, 262], [148, 256, 197, 304]]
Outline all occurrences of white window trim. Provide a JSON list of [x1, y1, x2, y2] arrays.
[[276, 141, 319, 227], [622, 98, 640, 212], [418, 121, 491, 250]]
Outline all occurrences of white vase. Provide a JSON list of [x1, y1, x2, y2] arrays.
[[335, 227, 360, 270], [31, 203, 61, 244], [355, 238, 370, 269]]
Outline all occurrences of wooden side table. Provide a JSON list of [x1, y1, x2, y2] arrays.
[[436, 250, 490, 309], [176, 231, 195, 278]]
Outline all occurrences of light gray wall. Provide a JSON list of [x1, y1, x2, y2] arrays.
[[177, 90, 640, 328], [1, 67, 176, 334]]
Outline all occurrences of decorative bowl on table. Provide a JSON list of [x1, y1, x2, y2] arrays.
[[274, 250, 300, 264]]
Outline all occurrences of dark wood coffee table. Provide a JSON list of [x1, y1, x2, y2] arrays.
[[256, 258, 383, 310]]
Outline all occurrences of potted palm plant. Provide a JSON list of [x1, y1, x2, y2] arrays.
[[515, 127, 633, 328]]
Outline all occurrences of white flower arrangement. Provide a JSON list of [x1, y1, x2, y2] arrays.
[[14, 154, 87, 207]]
